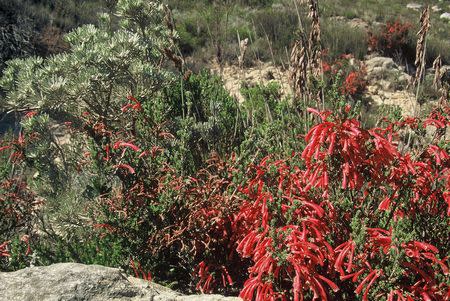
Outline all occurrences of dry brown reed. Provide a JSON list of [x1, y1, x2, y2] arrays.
[[238, 38, 249, 69], [413, 6, 430, 88], [289, 0, 323, 101], [432, 55, 443, 90], [308, 0, 322, 76], [289, 36, 309, 99], [439, 86, 449, 105], [163, 5, 185, 72]]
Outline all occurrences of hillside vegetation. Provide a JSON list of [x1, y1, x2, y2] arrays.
[[0, 1, 449, 301]]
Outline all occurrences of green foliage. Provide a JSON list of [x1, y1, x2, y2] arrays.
[[321, 20, 368, 60], [0, 0, 107, 72], [0, 0, 248, 277], [239, 82, 305, 162], [1, 0, 174, 118], [0, 0, 175, 272]]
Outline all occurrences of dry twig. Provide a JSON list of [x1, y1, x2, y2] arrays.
[[238, 37, 249, 69]]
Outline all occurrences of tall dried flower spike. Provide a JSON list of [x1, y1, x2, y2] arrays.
[[308, 0, 322, 76], [290, 36, 308, 100], [413, 6, 430, 87], [163, 4, 185, 72], [238, 38, 249, 69], [432, 55, 443, 90], [439, 85, 449, 105]]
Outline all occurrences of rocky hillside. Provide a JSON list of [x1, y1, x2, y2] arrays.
[[211, 56, 423, 116]]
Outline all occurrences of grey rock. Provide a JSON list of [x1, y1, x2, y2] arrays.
[[365, 57, 398, 72], [432, 5, 442, 12], [0, 263, 242, 301], [406, 3, 423, 10], [365, 57, 406, 84], [440, 12, 450, 20]]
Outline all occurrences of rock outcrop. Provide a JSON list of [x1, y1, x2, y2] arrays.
[[0, 263, 241, 301], [364, 56, 418, 116], [210, 62, 291, 102], [212, 56, 421, 117], [406, 3, 423, 11], [440, 12, 450, 20]]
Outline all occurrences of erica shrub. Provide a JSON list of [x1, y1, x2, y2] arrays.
[[368, 20, 413, 61], [0, 128, 44, 270], [321, 54, 367, 101], [233, 104, 450, 300]]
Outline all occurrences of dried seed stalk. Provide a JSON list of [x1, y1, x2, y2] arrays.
[[308, 0, 322, 76], [432, 55, 443, 90], [290, 37, 309, 99], [238, 38, 249, 69], [439, 85, 449, 105], [163, 5, 185, 72], [413, 6, 430, 87]]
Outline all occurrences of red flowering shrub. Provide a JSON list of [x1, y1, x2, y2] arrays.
[[232, 104, 450, 300], [322, 54, 367, 99], [84, 96, 449, 299], [78, 94, 243, 291], [0, 131, 42, 235], [3, 89, 448, 300], [167, 155, 248, 294], [0, 128, 44, 270], [0, 178, 42, 233], [235, 156, 338, 300], [368, 20, 412, 59]]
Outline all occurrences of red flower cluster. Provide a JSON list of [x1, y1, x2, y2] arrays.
[[322, 55, 367, 98], [368, 20, 412, 57], [232, 106, 450, 300]]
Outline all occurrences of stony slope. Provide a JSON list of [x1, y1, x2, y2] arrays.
[[210, 56, 427, 117]]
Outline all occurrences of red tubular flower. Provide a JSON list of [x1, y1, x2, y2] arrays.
[[24, 111, 38, 118], [113, 141, 141, 152], [387, 290, 414, 301], [20, 235, 31, 256], [334, 240, 356, 277], [103, 145, 110, 162], [196, 261, 214, 293], [123, 95, 142, 112], [0, 241, 11, 257], [0, 146, 12, 152], [114, 164, 135, 174]]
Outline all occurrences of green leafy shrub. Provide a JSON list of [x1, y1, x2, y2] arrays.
[[0, 0, 246, 277], [239, 82, 306, 162]]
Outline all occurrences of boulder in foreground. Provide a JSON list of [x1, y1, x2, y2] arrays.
[[0, 263, 241, 301]]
